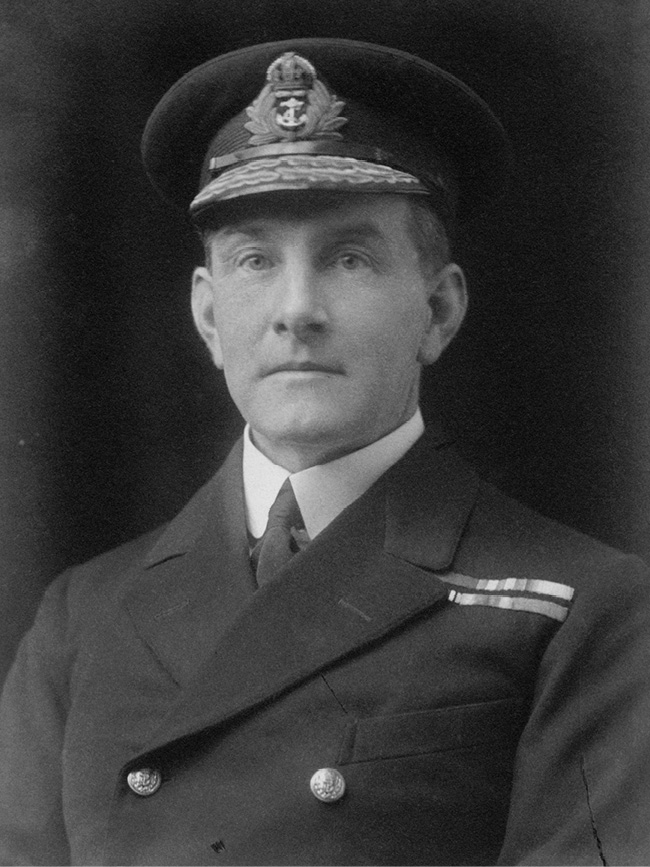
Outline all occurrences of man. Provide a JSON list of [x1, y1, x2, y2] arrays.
[[1, 37, 649, 866]]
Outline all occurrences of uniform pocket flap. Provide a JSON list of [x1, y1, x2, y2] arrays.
[[338, 696, 525, 764]]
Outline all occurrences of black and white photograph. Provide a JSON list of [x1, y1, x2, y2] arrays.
[[1, 1, 649, 863]]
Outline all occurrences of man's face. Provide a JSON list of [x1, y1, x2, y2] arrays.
[[192, 193, 466, 470]]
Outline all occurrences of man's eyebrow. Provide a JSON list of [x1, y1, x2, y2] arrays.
[[215, 223, 269, 241], [212, 220, 389, 256], [322, 222, 386, 244]]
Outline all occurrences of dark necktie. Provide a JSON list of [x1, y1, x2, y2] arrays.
[[251, 478, 306, 586]]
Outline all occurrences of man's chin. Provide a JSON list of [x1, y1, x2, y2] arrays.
[[248, 411, 371, 463], [255, 419, 348, 448], [249, 395, 352, 440]]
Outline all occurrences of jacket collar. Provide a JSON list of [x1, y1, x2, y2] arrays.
[[384, 431, 478, 569], [143, 439, 245, 568], [124, 429, 479, 760]]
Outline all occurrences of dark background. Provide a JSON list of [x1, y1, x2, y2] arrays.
[[1, 0, 649, 685]]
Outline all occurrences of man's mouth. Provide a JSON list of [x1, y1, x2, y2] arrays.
[[264, 361, 344, 376]]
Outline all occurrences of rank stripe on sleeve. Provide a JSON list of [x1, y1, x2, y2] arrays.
[[439, 571, 574, 602], [447, 590, 569, 622]]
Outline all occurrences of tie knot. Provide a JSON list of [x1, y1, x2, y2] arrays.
[[265, 478, 302, 532]]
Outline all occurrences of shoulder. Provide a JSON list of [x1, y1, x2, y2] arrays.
[[32, 526, 166, 644], [2, 525, 169, 710], [27, 447, 242, 648], [463, 477, 649, 603], [61, 525, 164, 592], [396, 435, 647, 594]]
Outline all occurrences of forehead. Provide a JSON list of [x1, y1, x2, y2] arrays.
[[205, 192, 416, 241]]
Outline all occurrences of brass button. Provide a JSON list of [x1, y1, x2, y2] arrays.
[[310, 767, 346, 803], [127, 767, 162, 796]]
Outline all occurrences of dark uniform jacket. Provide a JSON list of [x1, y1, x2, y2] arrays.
[[1, 432, 650, 865]]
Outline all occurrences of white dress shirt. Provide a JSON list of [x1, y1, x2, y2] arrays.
[[242, 409, 425, 540]]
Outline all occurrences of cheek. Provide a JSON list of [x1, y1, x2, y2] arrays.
[[358, 301, 428, 367], [212, 298, 257, 358]]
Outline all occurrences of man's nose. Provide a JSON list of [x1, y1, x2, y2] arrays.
[[271, 261, 329, 339]]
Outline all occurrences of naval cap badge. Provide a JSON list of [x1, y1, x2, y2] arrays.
[[244, 52, 348, 145]]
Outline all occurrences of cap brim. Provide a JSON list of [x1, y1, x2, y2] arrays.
[[190, 154, 429, 215]]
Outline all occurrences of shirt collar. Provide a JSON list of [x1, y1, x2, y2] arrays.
[[242, 409, 425, 539]]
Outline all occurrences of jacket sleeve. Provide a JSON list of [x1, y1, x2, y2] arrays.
[[0, 576, 73, 866], [498, 553, 650, 865]]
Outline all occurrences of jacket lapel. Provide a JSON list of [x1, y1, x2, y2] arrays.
[[126, 432, 480, 761], [124, 440, 256, 686]]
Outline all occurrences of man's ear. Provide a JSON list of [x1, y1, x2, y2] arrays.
[[417, 263, 468, 366], [191, 266, 224, 369]]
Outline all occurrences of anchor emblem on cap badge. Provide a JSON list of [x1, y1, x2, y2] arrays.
[[277, 96, 306, 131]]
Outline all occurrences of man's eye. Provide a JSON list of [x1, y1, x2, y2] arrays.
[[237, 253, 270, 271], [338, 253, 369, 270]]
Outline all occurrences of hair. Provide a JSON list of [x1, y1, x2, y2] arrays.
[[404, 196, 451, 277], [197, 192, 451, 277]]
